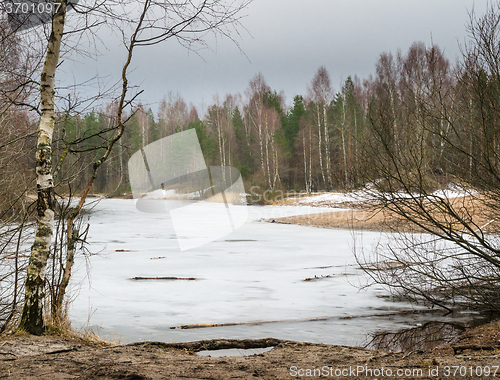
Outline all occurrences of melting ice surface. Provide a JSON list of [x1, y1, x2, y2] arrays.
[[69, 198, 438, 345]]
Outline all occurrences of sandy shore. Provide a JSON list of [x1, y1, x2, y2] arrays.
[[273, 194, 499, 234], [273, 206, 416, 232]]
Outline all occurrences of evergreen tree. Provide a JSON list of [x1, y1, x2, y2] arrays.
[[283, 95, 306, 188]]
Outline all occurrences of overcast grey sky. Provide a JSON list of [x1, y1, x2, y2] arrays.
[[59, 0, 488, 113]]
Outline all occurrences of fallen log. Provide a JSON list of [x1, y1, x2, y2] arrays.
[[172, 309, 439, 330], [304, 274, 334, 281], [124, 338, 299, 353], [131, 276, 197, 281], [453, 344, 500, 355], [46, 346, 81, 355]]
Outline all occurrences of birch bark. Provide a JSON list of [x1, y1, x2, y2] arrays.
[[303, 134, 308, 193], [19, 0, 66, 335], [323, 101, 332, 189], [316, 106, 325, 186], [341, 94, 348, 187]]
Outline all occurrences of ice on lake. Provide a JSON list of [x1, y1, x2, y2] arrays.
[[68, 198, 452, 346]]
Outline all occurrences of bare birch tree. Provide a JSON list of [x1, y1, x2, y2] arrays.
[[17, 0, 253, 334], [357, 4, 500, 311], [245, 73, 269, 183], [18, 0, 68, 334], [307, 66, 333, 190], [158, 92, 189, 137], [0, 17, 40, 332]]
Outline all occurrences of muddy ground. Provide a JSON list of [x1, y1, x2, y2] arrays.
[[2, 321, 500, 379]]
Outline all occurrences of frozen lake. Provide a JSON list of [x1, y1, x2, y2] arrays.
[[68, 198, 474, 346]]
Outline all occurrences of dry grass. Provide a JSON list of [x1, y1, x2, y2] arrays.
[[274, 195, 500, 233], [32, 299, 117, 347]]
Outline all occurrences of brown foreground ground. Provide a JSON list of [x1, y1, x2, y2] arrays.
[[2, 322, 500, 379]]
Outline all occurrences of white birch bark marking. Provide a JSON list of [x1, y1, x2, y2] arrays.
[[20, 0, 66, 334]]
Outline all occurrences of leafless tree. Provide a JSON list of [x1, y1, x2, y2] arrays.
[[17, 0, 253, 334], [158, 92, 189, 137], [0, 14, 43, 333], [307, 66, 333, 190], [356, 4, 500, 312], [245, 73, 270, 183]]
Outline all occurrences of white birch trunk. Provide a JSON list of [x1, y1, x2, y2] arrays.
[[341, 97, 348, 187], [316, 106, 326, 186], [303, 134, 308, 193], [19, 0, 66, 335], [264, 120, 271, 188], [258, 116, 265, 177], [354, 109, 359, 184], [323, 103, 332, 189], [389, 87, 398, 158], [272, 136, 280, 189], [308, 125, 313, 192]]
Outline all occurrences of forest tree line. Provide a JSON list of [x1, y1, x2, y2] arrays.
[[50, 70, 367, 198], [47, 38, 498, 202], [1, 39, 497, 210]]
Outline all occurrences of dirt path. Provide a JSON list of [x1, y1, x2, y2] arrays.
[[2, 321, 500, 379]]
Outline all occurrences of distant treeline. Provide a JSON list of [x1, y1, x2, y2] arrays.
[[50, 70, 367, 196], [3, 40, 498, 204]]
